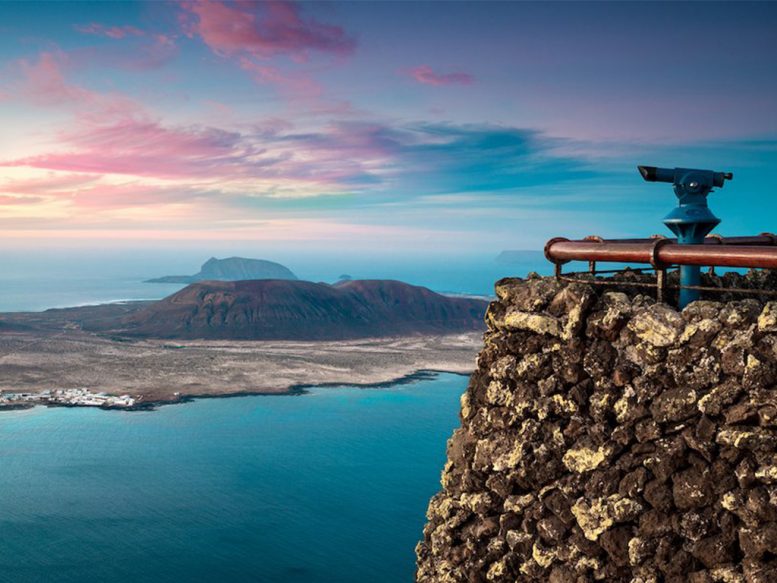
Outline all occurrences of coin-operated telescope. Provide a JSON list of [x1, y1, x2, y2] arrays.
[[638, 165, 733, 308]]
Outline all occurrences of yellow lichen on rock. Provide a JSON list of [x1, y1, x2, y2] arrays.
[[459, 492, 492, 514], [562, 304, 585, 341], [485, 559, 507, 581], [716, 427, 777, 450], [721, 490, 740, 512], [492, 442, 524, 472], [755, 465, 777, 483], [504, 493, 534, 513], [505, 529, 532, 550], [678, 318, 721, 345], [627, 304, 684, 347], [440, 460, 456, 489], [758, 301, 777, 332], [532, 542, 557, 568], [572, 498, 614, 541], [503, 309, 563, 337], [572, 494, 643, 541], [746, 354, 762, 370], [709, 566, 746, 583], [459, 392, 472, 420], [485, 380, 512, 407], [551, 393, 577, 415], [562, 444, 610, 473]]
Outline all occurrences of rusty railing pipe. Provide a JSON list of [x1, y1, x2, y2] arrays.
[[545, 239, 777, 271], [566, 234, 777, 246]]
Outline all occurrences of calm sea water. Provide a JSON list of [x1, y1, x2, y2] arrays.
[[0, 250, 532, 582], [0, 374, 468, 583]]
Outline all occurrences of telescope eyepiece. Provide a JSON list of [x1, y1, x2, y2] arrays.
[[637, 165, 676, 184], [638, 165, 657, 182]]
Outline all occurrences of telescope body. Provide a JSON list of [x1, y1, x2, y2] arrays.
[[638, 165, 732, 189], [638, 165, 732, 308]]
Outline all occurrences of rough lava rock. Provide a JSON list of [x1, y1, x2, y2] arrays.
[[416, 271, 777, 583]]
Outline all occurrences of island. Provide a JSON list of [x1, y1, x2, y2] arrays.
[[145, 256, 298, 283], [122, 279, 487, 340], [0, 279, 489, 409]]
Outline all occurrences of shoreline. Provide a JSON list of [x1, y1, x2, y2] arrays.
[[1, 327, 482, 404], [0, 368, 471, 413]]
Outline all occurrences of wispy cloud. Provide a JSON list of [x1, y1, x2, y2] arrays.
[[74, 34, 179, 71], [72, 19, 179, 70], [15, 50, 93, 106], [75, 23, 145, 39], [276, 122, 592, 195], [176, 1, 352, 108], [406, 65, 474, 86], [1, 45, 597, 240], [2, 115, 595, 202], [4, 118, 261, 180], [12, 50, 144, 119], [238, 58, 322, 96], [178, 0, 355, 60], [0, 194, 46, 205], [0, 173, 99, 195]]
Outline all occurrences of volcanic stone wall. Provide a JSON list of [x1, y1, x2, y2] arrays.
[[416, 274, 777, 582]]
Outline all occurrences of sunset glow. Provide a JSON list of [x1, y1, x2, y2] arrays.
[[2, 1, 777, 251]]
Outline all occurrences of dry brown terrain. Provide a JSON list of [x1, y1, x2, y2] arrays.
[[0, 327, 481, 404]]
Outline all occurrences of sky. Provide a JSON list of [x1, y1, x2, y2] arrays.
[[1, 0, 777, 255]]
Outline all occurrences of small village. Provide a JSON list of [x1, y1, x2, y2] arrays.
[[0, 388, 137, 410]]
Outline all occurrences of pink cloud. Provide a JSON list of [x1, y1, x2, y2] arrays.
[[407, 65, 474, 87], [17, 51, 92, 106], [0, 171, 209, 211], [14, 51, 144, 120], [176, 1, 352, 107], [179, 0, 355, 59], [2, 52, 365, 187], [0, 195, 46, 206], [75, 23, 145, 39], [5, 119, 259, 180], [238, 54, 356, 117], [238, 58, 322, 96], [0, 115, 393, 192], [71, 182, 205, 210], [0, 173, 99, 196], [3, 50, 487, 203], [73, 33, 179, 71]]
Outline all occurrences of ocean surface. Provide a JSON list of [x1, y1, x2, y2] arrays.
[[0, 373, 467, 583], [0, 250, 546, 582]]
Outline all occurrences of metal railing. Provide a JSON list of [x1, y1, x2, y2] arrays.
[[544, 233, 777, 304]]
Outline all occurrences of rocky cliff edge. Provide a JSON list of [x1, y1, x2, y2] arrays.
[[416, 272, 777, 583]]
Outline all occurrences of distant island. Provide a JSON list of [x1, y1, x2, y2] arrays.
[[0, 279, 487, 406], [122, 279, 488, 340], [145, 257, 297, 283], [1, 279, 488, 341]]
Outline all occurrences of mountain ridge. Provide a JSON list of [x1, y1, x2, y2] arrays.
[[120, 278, 488, 340]]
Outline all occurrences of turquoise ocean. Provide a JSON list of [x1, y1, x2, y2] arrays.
[[1, 375, 465, 583], [0, 251, 550, 583]]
